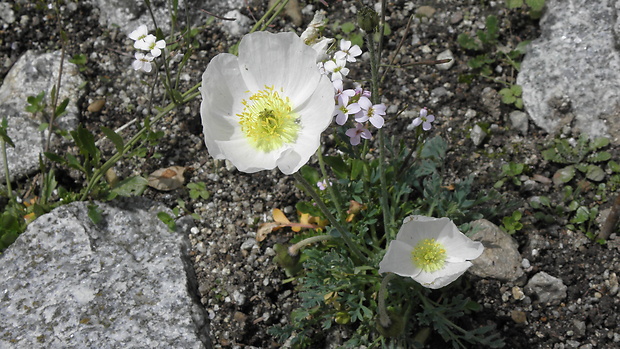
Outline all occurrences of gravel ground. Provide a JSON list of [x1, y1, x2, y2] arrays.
[[2, 0, 620, 348]]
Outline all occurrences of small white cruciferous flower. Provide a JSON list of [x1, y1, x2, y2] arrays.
[[410, 107, 435, 131], [132, 52, 154, 73], [200, 31, 335, 174], [379, 215, 483, 289]]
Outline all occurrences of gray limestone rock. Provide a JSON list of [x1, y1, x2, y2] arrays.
[[468, 219, 524, 282], [221, 9, 251, 37], [435, 49, 455, 71], [0, 1, 15, 24], [0, 50, 84, 183], [509, 110, 529, 135], [470, 124, 486, 146], [517, 0, 620, 144], [0, 198, 211, 349], [525, 271, 568, 305]]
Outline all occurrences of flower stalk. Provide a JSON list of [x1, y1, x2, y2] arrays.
[[365, 30, 394, 239], [293, 171, 368, 263], [378, 272, 397, 327], [288, 234, 333, 256], [316, 146, 343, 213]]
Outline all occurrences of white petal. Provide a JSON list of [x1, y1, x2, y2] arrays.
[[323, 60, 337, 72], [150, 47, 162, 58], [129, 24, 148, 41], [142, 62, 152, 73], [410, 118, 422, 127], [295, 75, 335, 134], [134, 39, 151, 51], [238, 32, 323, 107], [395, 216, 452, 246], [201, 53, 250, 159], [277, 76, 334, 174], [132, 60, 142, 71], [143, 34, 157, 44], [444, 237, 484, 261], [216, 138, 281, 173], [369, 115, 384, 128], [378, 240, 421, 278], [413, 261, 472, 289], [358, 97, 372, 110]]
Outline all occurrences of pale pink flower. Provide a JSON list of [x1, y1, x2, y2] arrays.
[[345, 123, 372, 145]]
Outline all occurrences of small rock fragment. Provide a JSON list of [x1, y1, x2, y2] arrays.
[[470, 124, 487, 146], [525, 271, 567, 305], [509, 110, 529, 135], [416, 6, 436, 18], [436, 49, 455, 71], [87, 98, 106, 113], [511, 310, 527, 324], [468, 219, 524, 281]]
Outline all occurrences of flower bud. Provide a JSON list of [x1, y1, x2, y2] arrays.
[[375, 309, 406, 338], [273, 243, 303, 277], [357, 5, 379, 32]]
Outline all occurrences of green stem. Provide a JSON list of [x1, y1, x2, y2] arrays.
[[288, 234, 333, 256], [378, 272, 397, 327], [79, 84, 201, 201], [396, 126, 422, 180], [249, 0, 288, 34], [366, 32, 393, 239], [293, 171, 368, 263], [144, 0, 180, 104], [316, 146, 343, 213]]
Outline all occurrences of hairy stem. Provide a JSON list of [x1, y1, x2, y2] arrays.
[[293, 171, 368, 263]]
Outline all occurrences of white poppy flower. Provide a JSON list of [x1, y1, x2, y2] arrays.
[[379, 215, 484, 289], [200, 31, 335, 174]]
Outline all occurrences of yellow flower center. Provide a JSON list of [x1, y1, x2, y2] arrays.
[[237, 86, 299, 152], [411, 238, 447, 272]]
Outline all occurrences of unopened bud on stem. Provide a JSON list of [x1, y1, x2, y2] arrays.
[[357, 5, 379, 32]]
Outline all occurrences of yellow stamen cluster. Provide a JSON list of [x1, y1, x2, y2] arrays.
[[411, 238, 447, 272], [237, 86, 299, 152]]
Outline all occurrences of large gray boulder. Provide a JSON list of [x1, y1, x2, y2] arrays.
[[518, 0, 620, 144], [0, 198, 211, 349], [0, 50, 84, 183]]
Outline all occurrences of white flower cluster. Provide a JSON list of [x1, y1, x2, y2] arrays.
[[316, 38, 387, 146], [128, 25, 166, 73]]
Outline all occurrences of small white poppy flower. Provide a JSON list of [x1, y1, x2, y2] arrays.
[[379, 215, 484, 289], [132, 52, 154, 73], [200, 31, 335, 174]]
